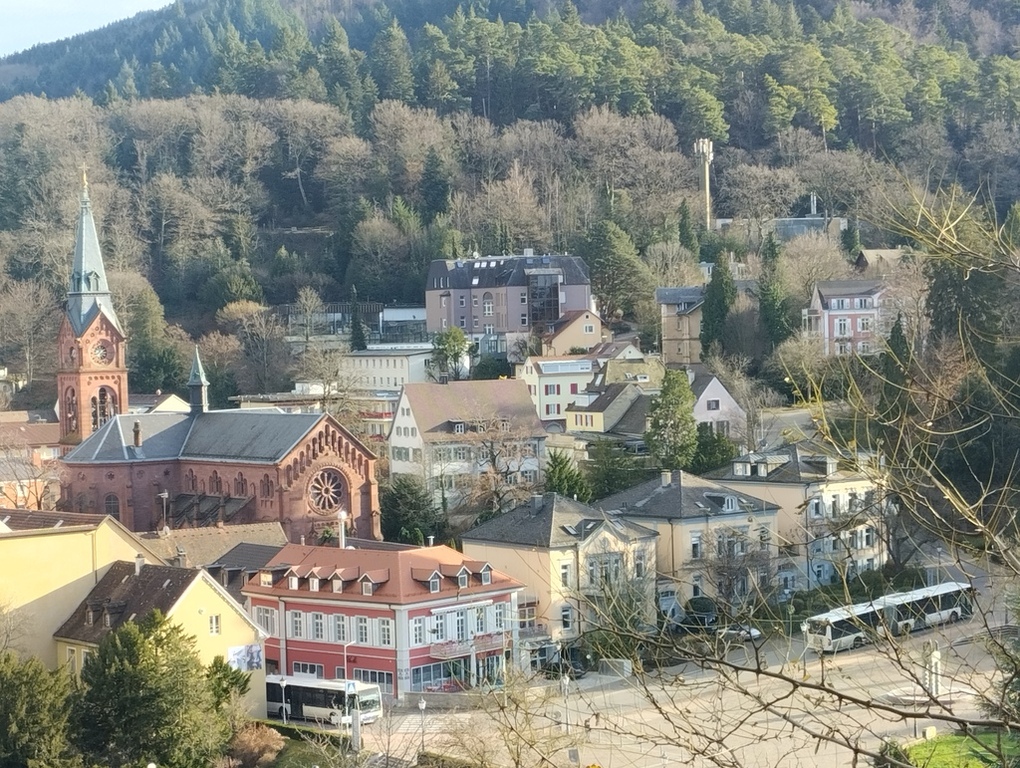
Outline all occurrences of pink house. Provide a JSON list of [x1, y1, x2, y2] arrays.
[[243, 543, 523, 700], [801, 280, 884, 356]]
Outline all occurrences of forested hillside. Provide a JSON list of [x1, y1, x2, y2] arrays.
[[0, 0, 1016, 404]]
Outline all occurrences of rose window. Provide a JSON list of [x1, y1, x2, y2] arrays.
[[308, 468, 345, 514]]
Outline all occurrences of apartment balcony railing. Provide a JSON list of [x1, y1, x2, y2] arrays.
[[430, 631, 510, 660]]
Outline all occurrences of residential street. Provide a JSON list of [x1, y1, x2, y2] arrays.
[[369, 554, 1010, 767]]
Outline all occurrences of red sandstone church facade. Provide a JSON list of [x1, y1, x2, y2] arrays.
[[58, 181, 380, 542]]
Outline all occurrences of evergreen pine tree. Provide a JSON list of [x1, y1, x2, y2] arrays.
[[678, 199, 699, 254], [349, 286, 367, 351], [840, 221, 861, 257], [699, 258, 737, 356], [370, 20, 415, 103], [879, 313, 910, 420], [419, 148, 451, 223], [758, 232, 792, 351], [544, 450, 593, 502], [644, 369, 699, 470], [689, 422, 737, 474]]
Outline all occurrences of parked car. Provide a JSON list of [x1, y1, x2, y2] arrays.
[[539, 659, 587, 680], [717, 624, 764, 643]]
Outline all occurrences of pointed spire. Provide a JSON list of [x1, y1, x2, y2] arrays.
[[67, 174, 121, 336], [188, 346, 209, 414]]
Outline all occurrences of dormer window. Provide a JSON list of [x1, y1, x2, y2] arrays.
[[260, 571, 273, 587], [458, 573, 468, 588], [103, 612, 111, 628], [288, 576, 299, 590], [309, 578, 320, 592], [361, 581, 373, 596], [332, 579, 343, 593], [454, 422, 465, 434], [724, 496, 737, 512], [85, 609, 93, 626], [734, 462, 749, 477], [429, 577, 440, 593], [481, 570, 491, 585]]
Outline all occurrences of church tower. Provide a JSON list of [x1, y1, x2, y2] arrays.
[[57, 176, 128, 444]]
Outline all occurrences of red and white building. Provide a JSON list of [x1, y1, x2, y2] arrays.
[[801, 280, 885, 356], [243, 543, 523, 700]]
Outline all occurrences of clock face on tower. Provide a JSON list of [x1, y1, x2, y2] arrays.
[[91, 341, 111, 364]]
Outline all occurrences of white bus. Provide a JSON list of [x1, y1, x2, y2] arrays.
[[805, 582, 975, 653], [266, 675, 383, 725]]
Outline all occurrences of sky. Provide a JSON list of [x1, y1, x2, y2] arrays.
[[0, 0, 172, 58]]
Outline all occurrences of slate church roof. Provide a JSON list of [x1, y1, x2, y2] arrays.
[[62, 410, 328, 464], [66, 179, 121, 336]]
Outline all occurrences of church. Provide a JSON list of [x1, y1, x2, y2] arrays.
[[58, 180, 381, 542]]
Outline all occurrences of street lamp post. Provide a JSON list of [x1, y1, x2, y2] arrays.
[[157, 490, 169, 531], [342, 640, 354, 680], [279, 679, 288, 724], [418, 697, 427, 755], [561, 675, 570, 734]]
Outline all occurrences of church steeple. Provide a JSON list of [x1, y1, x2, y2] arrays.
[[67, 171, 121, 336], [58, 176, 129, 445], [188, 346, 209, 415]]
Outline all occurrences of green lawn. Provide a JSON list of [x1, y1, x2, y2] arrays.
[[906, 731, 1020, 767]]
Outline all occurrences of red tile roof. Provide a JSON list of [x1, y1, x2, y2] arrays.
[[244, 543, 522, 604]]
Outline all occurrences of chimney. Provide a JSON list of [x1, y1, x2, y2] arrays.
[[676, 469, 683, 491], [134, 553, 144, 576], [133, 421, 142, 448], [427, 535, 435, 547], [661, 470, 671, 488], [300, 535, 306, 546], [531, 493, 544, 515]]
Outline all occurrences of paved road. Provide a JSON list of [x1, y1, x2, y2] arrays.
[[362, 553, 1011, 767]]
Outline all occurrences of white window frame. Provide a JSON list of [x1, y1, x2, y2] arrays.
[[332, 614, 348, 643], [429, 577, 441, 593], [356, 617, 369, 644], [380, 619, 394, 647], [311, 612, 325, 641], [412, 616, 425, 645], [209, 614, 221, 635], [293, 662, 324, 678], [255, 606, 278, 636], [289, 610, 304, 639]]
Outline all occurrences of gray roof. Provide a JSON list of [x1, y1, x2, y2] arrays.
[[462, 492, 658, 549], [63, 410, 326, 464], [66, 183, 121, 336], [611, 394, 650, 437], [427, 254, 590, 291], [597, 472, 780, 520], [704, 441, 869, 485], [53, 561, 200, 645], [137, 522, 289, 566], [655, 287, 705, 308], [206, 542, 285, 603], [815, 280, 884, 306]]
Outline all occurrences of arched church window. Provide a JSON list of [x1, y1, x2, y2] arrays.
[[185, 469, 196, 492], [104, 494, 120, 519], [210, 471, 222, 495], [91, 387, 117, 431], [64, 388, 78, 434]]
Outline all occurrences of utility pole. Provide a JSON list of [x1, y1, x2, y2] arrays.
[[694, 138, 714, 230]]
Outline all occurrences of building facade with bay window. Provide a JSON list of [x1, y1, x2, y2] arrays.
[[243, 543, 523, 700]]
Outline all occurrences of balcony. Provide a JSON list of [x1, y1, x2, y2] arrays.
[[430, 631, 510, 660], [519, 623, 550, 641]]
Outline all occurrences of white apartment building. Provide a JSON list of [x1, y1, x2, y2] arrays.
[[516, 356, 597, 427]]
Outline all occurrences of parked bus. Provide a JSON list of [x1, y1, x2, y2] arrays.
[[266, 675, 383, 725], [804, 581, 975, 653]]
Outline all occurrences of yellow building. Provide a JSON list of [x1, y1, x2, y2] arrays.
[[656, 287, 705, 366], [462, 493, 658, 668], [54, 560, 267, 714], [705, 443, 888, 592], [599, 471, 780, 607], [0, 512, 166, 667], [540, 310, 605, 356]]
